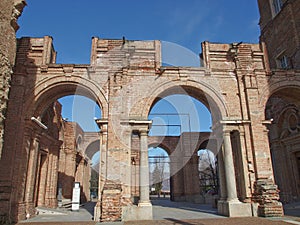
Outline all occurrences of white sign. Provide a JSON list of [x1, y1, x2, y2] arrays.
[[72, 182, 80, 211]]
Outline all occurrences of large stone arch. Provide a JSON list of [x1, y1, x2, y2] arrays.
[[24, 75, 108, 119], [133, 80, 226, 205], [138, 80, 228, 122]]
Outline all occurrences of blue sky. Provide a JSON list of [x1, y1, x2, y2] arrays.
[[17, 0, 260, 64], [16, 1, 260, 132]]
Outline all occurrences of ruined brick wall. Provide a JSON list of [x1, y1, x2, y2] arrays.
[[0, 0, 25, 159], [258, 0, 300, 69], [58, 121, 91, 202], [4, 34, 289, 221], [59, 122, 80, 199], [0, 2, 26, 221]]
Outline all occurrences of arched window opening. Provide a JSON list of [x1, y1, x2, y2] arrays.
[[58, 95, 101, 132], [148, 94, 212, 137], [149, 147, 170, 198], [197, 149, 218, 202]]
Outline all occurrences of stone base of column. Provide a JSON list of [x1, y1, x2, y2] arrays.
[[122, 202, 153, 221], [218, 200, 253, 217], [138, 201, 152, 207], [93, 201, 101, 221]]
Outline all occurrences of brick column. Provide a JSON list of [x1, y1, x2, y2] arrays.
[[24, 132, 40, 212], [138, 129, 151, 205], [45, 143, 60, 207], [45, 150, 54, 207], [37, 152, 49, 206]]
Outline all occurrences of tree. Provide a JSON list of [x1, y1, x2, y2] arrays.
[[151, 155, 165, 197], [90, 169, 99, 198], [198, 149, 218, 195]]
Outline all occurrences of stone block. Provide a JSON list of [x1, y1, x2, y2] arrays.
[[219, 200, 253, 217], [122, 203, 153, 221]]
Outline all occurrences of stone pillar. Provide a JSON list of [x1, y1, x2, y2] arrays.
[[220, 128, 252, 217], [223, 130, 238, 202], [138, 129, 151, 205], [121, 120, 153, 221], [94, 119, 108, 221]]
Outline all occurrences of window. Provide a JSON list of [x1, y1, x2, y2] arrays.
[[273, 0, 283, 15], [278, 55, 289, 69]]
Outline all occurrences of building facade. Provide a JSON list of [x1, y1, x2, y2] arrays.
[[257, 0, 300, 203], [258, 0, 300, 69], [258, 0, 300, 202]]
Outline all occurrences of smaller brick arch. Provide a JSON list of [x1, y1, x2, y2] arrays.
[[148, 136, 180, 155], [85, 140, 100, 160], [260, 79, 300, 114], [82, 132, 100, 160]]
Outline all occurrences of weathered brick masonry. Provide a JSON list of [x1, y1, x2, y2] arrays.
[[0, 0, 25, 158], [0, 0, 300, 223]]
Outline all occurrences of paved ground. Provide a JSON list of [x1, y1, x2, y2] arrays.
[[15, 218, 300, 225], [19, 201, 95, 223], [15, 199, 300, 225], [125, 218, 299, 225]]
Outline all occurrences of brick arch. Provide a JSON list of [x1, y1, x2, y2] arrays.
[[81, 132, 100, 154], [148, 136, 180, 156], [85, 140, 100, 160], [260, 79, 300, 116], [24, 75, 108, 119], [137, 80, 228, 122], [263, 81, 300, 203]]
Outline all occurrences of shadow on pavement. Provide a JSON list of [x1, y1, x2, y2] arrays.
[[165, 218, 205, 225], [283, 201, 300, 219], [17, 201, 96, 223], [151, 197, 219, 215]]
